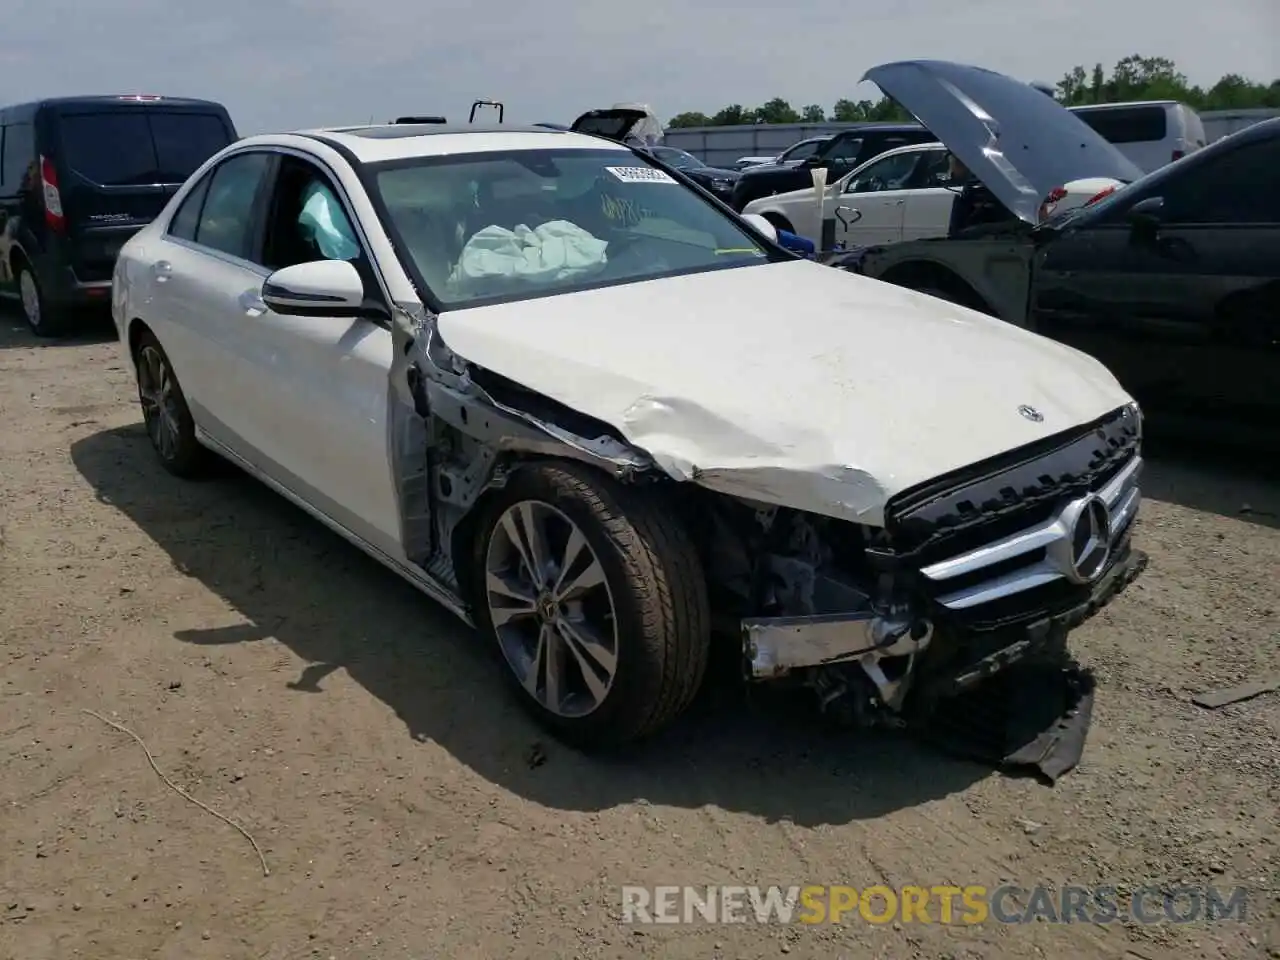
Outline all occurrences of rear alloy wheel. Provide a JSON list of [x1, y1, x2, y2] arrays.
[[17, 265, 70, 338], [474, 462, 710, 749], [133, 331, 210, 478]]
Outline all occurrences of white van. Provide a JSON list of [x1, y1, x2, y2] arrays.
[[1067, 101, 1206, 173]]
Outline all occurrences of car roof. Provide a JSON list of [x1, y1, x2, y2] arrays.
[[276, 125, 633, 164], [5, 94, 227, 111]]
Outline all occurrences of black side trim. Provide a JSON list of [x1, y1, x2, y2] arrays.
[[261, 281, 347, 303]]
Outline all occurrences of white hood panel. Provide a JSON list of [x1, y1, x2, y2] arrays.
[[436, 260, 1133, 526]]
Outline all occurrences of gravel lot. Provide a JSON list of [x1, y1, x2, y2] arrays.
[[1, 309, 1277, 960]]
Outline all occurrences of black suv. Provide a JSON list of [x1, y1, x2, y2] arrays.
[[729, 123, 935, 211], [0, 96, 237, 336]]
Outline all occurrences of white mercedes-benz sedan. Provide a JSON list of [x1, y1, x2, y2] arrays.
[[112, 121, 1147, 750]]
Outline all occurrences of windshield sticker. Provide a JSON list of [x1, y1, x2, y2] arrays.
[[605, 166, 677, 185]]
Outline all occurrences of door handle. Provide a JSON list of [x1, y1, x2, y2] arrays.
[[152, 260, 172, 283], [894, 199, 905, 206], [238, 289, 267, 314]]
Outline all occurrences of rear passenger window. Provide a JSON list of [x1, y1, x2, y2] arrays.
[[192, 152, 272, 260], [169, 175, 212, 241], [1073, 106, 1167, 144], [824, 137, 864, 163]]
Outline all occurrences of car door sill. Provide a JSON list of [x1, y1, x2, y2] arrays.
[[196, 427, 473, 626]]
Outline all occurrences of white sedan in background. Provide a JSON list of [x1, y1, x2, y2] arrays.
[[742, 141, 1124, 249], [110, 120, 1143, 751]]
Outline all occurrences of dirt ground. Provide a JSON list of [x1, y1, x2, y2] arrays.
[[1, 308, 1277, 960]]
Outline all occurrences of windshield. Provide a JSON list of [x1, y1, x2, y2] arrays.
[[650, 147, 703, 170], [372, 148, 771, 309]]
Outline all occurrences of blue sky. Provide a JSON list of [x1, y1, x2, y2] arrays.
[[2, 0, 1276, 134]]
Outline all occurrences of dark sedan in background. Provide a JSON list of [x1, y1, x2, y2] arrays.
[[646, 145, 740, 204]]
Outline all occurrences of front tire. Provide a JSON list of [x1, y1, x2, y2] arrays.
[[132, 329, 210, 478], [471, 461, 710, 749]]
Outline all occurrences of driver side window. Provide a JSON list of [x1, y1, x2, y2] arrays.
[[261, 156, 365, 271], [913, 150, 953, 189], [844, 151, 921, 194]]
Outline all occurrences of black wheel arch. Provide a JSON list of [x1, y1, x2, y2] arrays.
[[877, 259, 997, 316]]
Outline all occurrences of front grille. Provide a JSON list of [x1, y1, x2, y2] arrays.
[[881, 405, 1143, 630]]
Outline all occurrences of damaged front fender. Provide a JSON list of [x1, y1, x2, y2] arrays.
[[619, 394, 892, 524]]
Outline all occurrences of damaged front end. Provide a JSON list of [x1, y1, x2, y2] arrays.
[[388, 298, 1144, 776], [704, 403, 1145, 776]]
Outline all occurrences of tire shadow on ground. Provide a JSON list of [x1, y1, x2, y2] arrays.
[[72, 424, 993, 827], [0, 301, 116, 350]]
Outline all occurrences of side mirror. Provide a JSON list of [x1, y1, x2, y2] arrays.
[[1126, 196, 1164, 238], [740, 213, 778, 243], [261, 260, 365, 315]]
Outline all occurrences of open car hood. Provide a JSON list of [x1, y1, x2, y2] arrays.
[[435, 260, 1133, 527], [864, 60, 1143, 224], [570, 104, 664, 145]]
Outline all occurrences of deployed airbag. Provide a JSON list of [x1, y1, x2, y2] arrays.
[[448, 221, 608, 294], [299, 182, 361, 261]]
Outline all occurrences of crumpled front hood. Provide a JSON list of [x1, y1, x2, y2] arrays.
[[864, 60, 1143, 224], [435, 260, 1133, 526]]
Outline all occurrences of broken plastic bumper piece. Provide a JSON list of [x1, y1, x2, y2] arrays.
[[742, 610, 932, 680]]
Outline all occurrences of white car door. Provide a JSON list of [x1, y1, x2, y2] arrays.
[[832, 150, 923, 248], [143, 151, 277, 445], [146, 148, 402, 557], [218, 154, 403, 557]]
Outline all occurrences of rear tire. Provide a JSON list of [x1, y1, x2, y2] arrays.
[[132, 329, 211, 479], [17, 264, 71, 337], [471, 461, 711, 750]]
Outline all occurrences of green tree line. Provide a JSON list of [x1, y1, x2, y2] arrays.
[[666, 55, 1280, 128]]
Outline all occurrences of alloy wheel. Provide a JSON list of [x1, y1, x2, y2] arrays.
[[136, 345, 182, 462], [484, 500, 620, 718]]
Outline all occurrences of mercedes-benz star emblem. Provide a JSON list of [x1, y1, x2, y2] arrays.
[[1066, 495, 1112, 584], [1018, 404, 1044, 423]]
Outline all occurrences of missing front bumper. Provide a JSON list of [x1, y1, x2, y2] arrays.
[[742, 610, 931, 680], [739, 543, 1148, 708]]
